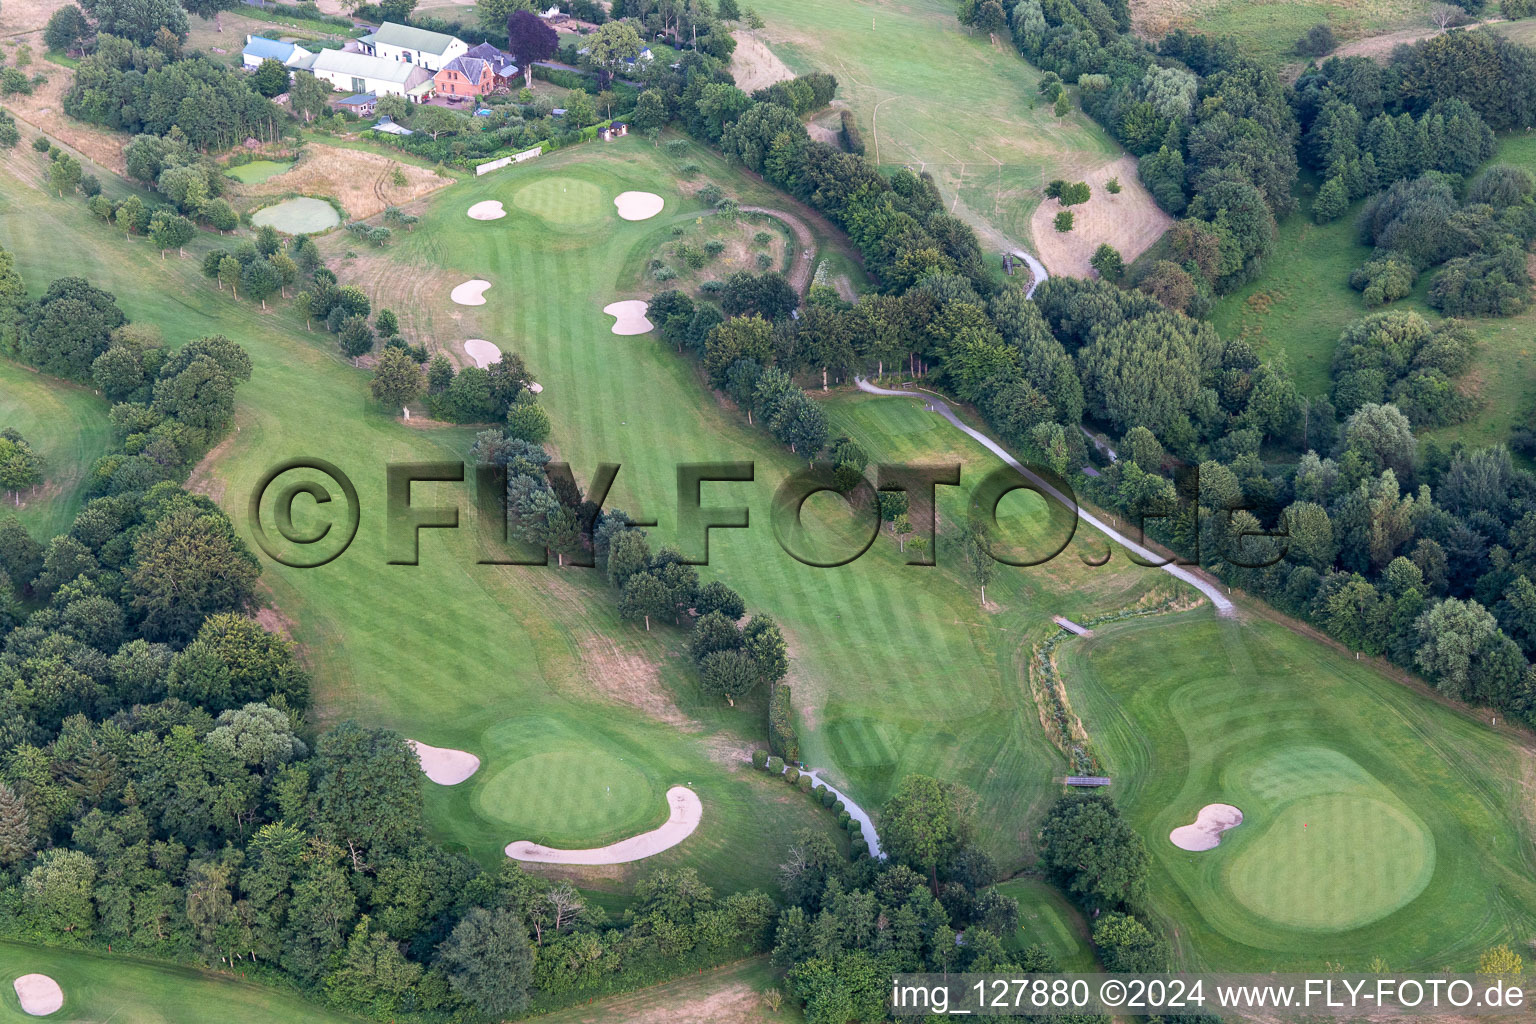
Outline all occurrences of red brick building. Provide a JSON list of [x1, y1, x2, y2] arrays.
[[434, 55, 494, 99]]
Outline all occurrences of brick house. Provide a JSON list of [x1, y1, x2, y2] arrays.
[[434, 56, 495, 100]]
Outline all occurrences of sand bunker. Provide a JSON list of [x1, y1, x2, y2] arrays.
[[464, 339, 502, 368], [614, 191, 664, 221], [505, 785, 702, 864], [408, 740, 481, 786], [12, 975, 63, 1016], [1170, 803, 1244, 851], [603, 300, 653, 335], [467, 200, 506, 221], [451, 279, 491, 305]]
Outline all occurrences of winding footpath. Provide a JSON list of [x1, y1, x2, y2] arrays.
[[854, 379, 1235, 616]]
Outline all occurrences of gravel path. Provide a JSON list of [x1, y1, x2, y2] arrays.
[[801, 768, 885, 859], [854, 379, 1235, 616]]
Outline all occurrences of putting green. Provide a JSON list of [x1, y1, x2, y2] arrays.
[[474, 733, 663, 847], [511, 177, 605, 225], [1228, 793, 1434, 931], [226, 160, 294, 184], [250, 197, 340, 234]]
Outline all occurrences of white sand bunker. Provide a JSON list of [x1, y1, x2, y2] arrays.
[[408, 740, 481, 786], [467, 200, 506, 221], [463, 339, 502, 368], [506, 785, 702, 864], [1170, 803, 1244, 851], [614, 191, 664, 220], [451, 279, 491, 305], [12, 975, 63, 1016], [603, 300, 653, 335]]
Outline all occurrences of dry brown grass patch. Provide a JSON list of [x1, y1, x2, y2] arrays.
[[577, 634, 695, 730], [729, 31, 796, 95], [1030, 153, 1172, 277], [233, 141, 452, 220], [4, 57, 129, 173]]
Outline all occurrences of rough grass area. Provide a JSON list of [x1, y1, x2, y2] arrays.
[[535, 957, 795, 1024], [1059, 612, 1536, 968], [729, 31, 797, 95], [1131, 0, 1436, 68], [0, 360, 113, 541], [231, 141, 453, 220], [743, 0, 1125, 254], [1211, 134, 1536, 458], [1031, 153, 1172, 276], [0, 939, 364, 1023], [623, 212, 793, 297]]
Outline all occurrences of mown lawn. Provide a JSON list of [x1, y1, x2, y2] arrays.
[[1058, 612, 1536, 970], [0, 361, 113, 542], [0, 940, 365, 1023], [741, 0, 1123, 250]]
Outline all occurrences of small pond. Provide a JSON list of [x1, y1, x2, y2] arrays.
[[226, 159, 295, 183], [251, 197, 340, 234]]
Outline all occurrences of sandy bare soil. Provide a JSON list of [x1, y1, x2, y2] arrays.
[[604, 300, 653, 335], [450, 279, 491, 305], [505, 786, 702, 864], [1170, 803, 1244, 851], [614, 191, 665, 220], [467, 199, 507, 220], [408, 739, 481, 785], [12, 974, 64, 1016], [729, 32, 796, 94], [1030, 154, 1172, 277], [1332, 18, 1502, 61], [462, 339, 502, 368]]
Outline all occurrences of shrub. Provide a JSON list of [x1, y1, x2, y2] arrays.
[[704, 239, 726, 257], [838, 810, 851, 827], [784, 765, 801, 784], [819, 787, 835, 807], [752, 748, 768, 769], [1349, 257, 1416, 307], [700, 279, 725, 293], [670, 224, 686, 235], [845, 817, 861, 832], [765, 755, 784, 773], [839, 109, 865, 154], [768, 684, 798, 761], [1054, 210, 1074, 232], [797, 773, 814, 791], [31, 136, 49, 153], [679, 162, 701, 176], [755, 253, 772, 269], [653, 266, 677, 281], [664, 138, 689, 155], [1296, 22, 1336, 57], [753, 231, 772, 245], [832, 800, 845, 815]]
